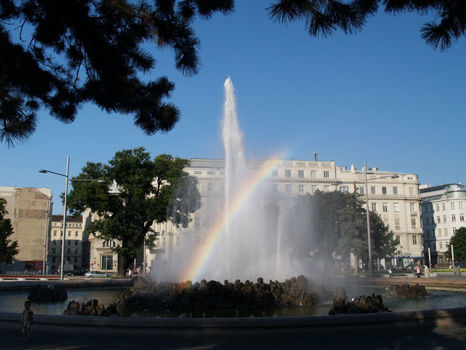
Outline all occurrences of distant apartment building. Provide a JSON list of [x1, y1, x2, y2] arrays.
[[48, 210, 91, 273], [420, 183, 466, 265], [147, 158, 423, 270], [0, 186, 52, 273]]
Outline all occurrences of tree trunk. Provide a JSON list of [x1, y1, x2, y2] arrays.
[[118, 253, 128, 276]]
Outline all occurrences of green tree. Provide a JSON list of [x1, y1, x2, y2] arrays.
[[0, 198, 18, 264], [66, 147, 200, 275], [446, 227, 466, 263], [269, 0, 466, 50], [292, 190, 398, 270], [1, 0, 233, 146]]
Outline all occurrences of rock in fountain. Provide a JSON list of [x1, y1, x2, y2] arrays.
[[103, 276, 316, 317], [28, 284, 67, 302], [388, 283, 427, 298]]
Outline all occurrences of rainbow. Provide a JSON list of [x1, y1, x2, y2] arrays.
[[182, 152, 288, 282]]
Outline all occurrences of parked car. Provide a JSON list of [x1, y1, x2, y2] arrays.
[[84, 271, 108, 278]]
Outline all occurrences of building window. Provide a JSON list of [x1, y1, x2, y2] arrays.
[[286, 184, 291, 192], [451, 202, 455, 210], [312, 185, 317, 193], [444, 228, 448, 236], [383, 203, 388, 212], [443, 215, 447, 223], [413, 234, 417, 245], [75, 231, 78, 237], [323, 170, 329, 178], [459, 202, 464, 210], [75, 241, 78, 246], [452, 214, 456, 222], [436, 216, 440, 223], [67, 248, 70, 254], [371, 203, 377, 211], [382, 187, 387, 195], [460, 213, 464, 222], [273, 184, 278, 192], [340, 186, 348, 193], [298, 170, 304, 178], [439, 242, 443, 249], [68, 231, 71, 237], [436, 203, 440, 211], [394, 203, 399, 212], [410, 203, 416, 212], [101, 255, 113, 270], [285, 169, 291, 177], [52, 248, 56, 254], [395, 216, 400, 230], [272, 169, 278, 177], [53, 230, 57, 237], [359, 186, 364, 194], [371, 186, 376, 194], [411, 218, 416, 228], [442, 203, 446, 211], [311, 170, 316, 179], [298, 184, 304, 193], [393, 186, 398, 195]]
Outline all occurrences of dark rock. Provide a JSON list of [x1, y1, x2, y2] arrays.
[[28, 284, 67, 302], [328, 294, 391, 315], [388, 283, 427, 298]]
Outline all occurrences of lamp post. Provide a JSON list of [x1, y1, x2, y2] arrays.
[[364, 162, 399, 277], [39, 158, 103, 280], [40, 156, 69, 280]]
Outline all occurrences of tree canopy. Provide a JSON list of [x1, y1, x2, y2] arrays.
[[0, 198, 19, 264], [446, 227, 466, 263], [66, 147, 200, 275], [269, 0, 466, 50], [0, 0, 233, 145]]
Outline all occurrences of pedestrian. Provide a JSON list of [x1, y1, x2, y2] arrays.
[[415, 264, 421, 278], [423, 264, 430, 278], [20, 300, 34, 342], [387, 267, 393, 278]]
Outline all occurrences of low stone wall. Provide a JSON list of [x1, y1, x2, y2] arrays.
[[1, 307, 465, 332]]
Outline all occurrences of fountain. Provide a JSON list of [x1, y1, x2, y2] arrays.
[[152, 77, 319, 283]]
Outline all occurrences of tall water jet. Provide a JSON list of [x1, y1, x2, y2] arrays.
[[152, 77, 314, 283]]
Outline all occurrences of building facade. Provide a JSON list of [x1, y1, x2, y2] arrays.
[[0, 186, 52, 273], [48, 210, 91, 273], [146, 158, 423, 270], [420, 183, 466, 265]]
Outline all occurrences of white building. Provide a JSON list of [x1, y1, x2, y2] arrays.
[[147, 158, 423, 270], [420, 183, 466, 266], [48, 211, 91, 273]]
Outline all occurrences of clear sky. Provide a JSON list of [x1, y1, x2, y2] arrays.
[[1, 1, 465, 214]]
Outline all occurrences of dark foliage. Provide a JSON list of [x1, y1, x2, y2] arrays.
[[0, 197, 18, 264], [268, 0, 466, 49], [66, 147, 201, 275], [0, 0, 233, 146]]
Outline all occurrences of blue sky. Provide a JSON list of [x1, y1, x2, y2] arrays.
[[1, 1, 465, 214]]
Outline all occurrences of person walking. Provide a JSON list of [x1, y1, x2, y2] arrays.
[[20, 300, 34, 342], [415, 265, 421, 278], [424, 264, 430, 278]]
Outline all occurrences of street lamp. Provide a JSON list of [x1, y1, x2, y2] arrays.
[[364, 162, 399, 277], [39, 157, 103, 280]]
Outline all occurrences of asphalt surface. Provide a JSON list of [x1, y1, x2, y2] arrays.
[[1, 314, 466, 350]]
